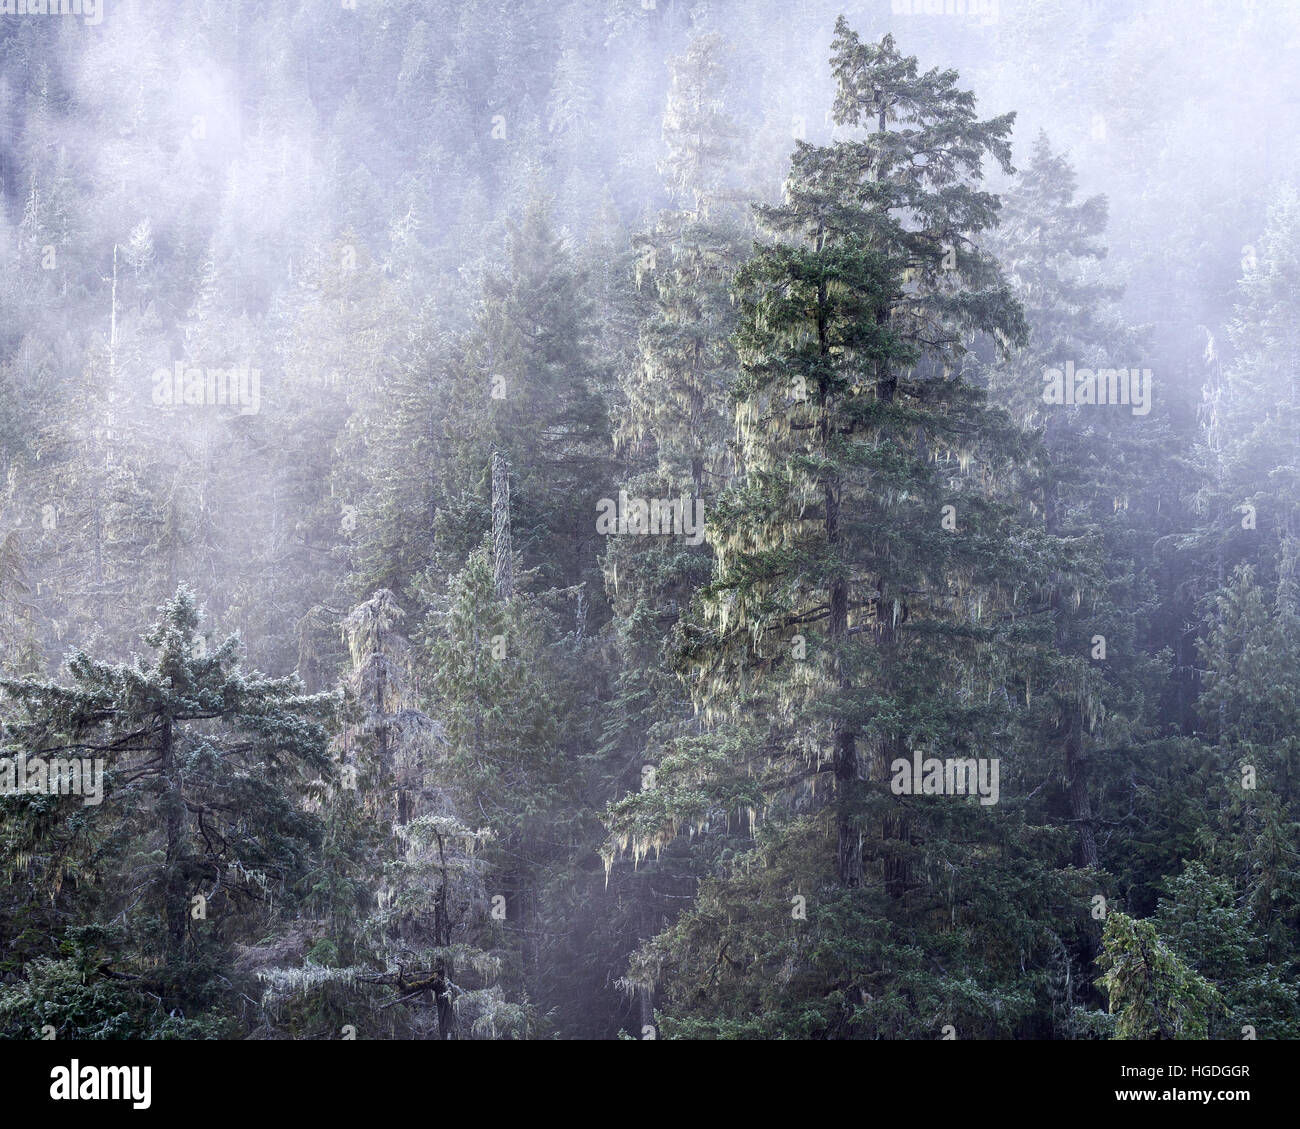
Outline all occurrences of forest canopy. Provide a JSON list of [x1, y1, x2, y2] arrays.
[[0, 0, 1297, 1044]]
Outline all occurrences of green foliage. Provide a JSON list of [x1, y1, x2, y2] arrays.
[[4, 2, 1299, 1042], [1097, 910, 1225, 1039], [0, 585, 336, 1026]]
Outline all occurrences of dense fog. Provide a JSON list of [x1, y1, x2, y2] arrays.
[[1, 0, 1298, 1046]]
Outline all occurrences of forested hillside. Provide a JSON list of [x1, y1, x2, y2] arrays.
[[1, 0, 1298, 1042]]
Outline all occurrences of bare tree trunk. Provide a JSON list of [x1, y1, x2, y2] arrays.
[[638, 984, 655, 1035], [492, 452, 513, 599]]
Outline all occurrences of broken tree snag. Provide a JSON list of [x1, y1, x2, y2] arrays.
[[491, 451, 513, 599], [435, 976, 457, 1040], [357, 965, 461, 1037]]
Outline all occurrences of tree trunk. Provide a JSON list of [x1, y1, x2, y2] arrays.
[[1065, 718, 1098, 868], [1048, 481, 1098, 869], [819, 259, 863, 889], [160, 716, 188, 952], [491, 452, 514, 599], [827, 482, 862, 888], [638, 984, 655, 1035]]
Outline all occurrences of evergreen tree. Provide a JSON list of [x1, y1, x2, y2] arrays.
[[976, 133, 1178, 887], [422, 539, 600, 1036], [619, 31, 748, 498], [1097, 910, 1225, 1040], [609, 22, 1097, 1040], [1191, 187, 1300, 593], [1155, 861, 1300, 1039], [0, 585, 335, 1028], [682, 20, 1030, 889], [431, 196, 614, 599], [254, 588, 516, 1040]]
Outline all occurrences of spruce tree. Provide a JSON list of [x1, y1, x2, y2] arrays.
[[684, 21, 1030, 889]]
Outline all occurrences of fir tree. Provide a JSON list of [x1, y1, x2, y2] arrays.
[[0, 585, 335, 1022]]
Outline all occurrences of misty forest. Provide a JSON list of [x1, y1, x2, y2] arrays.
[[0, 0, 1298, 1042]]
